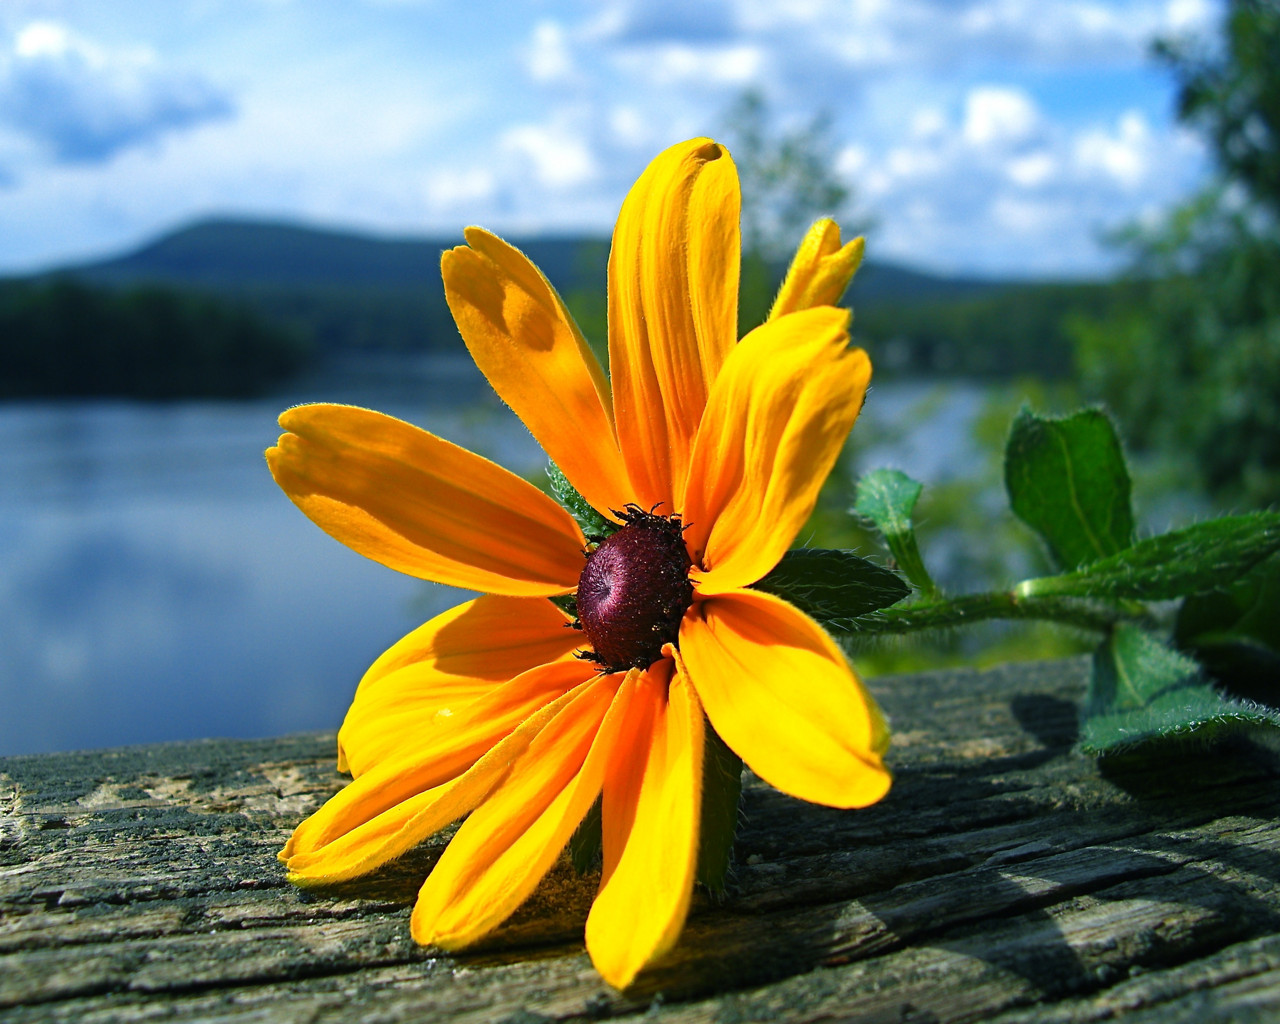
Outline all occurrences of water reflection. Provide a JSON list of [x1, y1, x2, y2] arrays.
[[0, 365, 981, 756], [0, 359, 548, 756]]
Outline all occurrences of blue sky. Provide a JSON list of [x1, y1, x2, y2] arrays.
[[0, 0, 1220, 278]]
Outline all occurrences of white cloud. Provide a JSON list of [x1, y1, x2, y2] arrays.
[[0, 21, 232, 169], [527, 20, 574, 83], [1073, 110, 1152, 188], [619, 42, 764, 86], [1006, 150, 1057, 187], [963, 86, 1040, 147], [1165, 0, 1216, 33], [501, 122, 598, 189], [424, 166, 496, 209], [609, 105, 649, 146]]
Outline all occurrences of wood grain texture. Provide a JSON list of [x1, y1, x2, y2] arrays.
[[1, 658, 1277, 1022]]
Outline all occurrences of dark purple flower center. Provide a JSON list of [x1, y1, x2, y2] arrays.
[[576, 506, 693, 673]]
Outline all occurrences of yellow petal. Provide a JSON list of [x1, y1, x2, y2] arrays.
[[285, 659, 598, 862], [586, 659, 704, 990], [338, 596, 582, 777], [679, 589, 891, 809], [768, 219, 865, 321], [267, 404, 585, 595], [609, 138, 741, 510], [442, 229, 632, 515], [283, 682, 587, 884], [681, 307, 870, 592], [411, 670, 636, 949]]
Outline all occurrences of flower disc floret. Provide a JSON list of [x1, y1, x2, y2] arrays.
[[576, 505, 693, 672]]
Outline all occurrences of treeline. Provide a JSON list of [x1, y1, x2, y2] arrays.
[[0, 279, 310, 399], [850, 281, 1119, 379]]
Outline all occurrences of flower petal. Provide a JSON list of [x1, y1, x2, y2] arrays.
[[681, 306, 870, 592], [267, 404, 585, 595], [283, 681, 589, 885], [338, 595, 582, 777], [411, 670, 636, 949], [768, 219, 864, 321], [609, 138, 741, 509], [586, 658, 704, 989], [285, 659, 598, 863], [679, 589, 891, 809], [442, 228, 632, 515]]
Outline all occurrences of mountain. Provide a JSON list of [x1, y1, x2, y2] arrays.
[[30, 217, 1069, 370], [72, 219, 595, 293]]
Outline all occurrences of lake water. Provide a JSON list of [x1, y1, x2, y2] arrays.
[[0, 361, 984, 756]]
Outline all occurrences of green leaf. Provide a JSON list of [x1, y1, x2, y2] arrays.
[[852, 468, 937, 596], [752, 548, 910, 626], [568, 796, 602, 875], [696, 725, 742, 894], [1079, 623, 1280, 756], [1017, 512, 1280, 601], [1176, 552, 1280, 700], [547, 462, 617, 540], [1004, 407, 1134, 571]]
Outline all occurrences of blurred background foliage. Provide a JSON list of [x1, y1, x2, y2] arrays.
[[1069, 0, 1280, 510]]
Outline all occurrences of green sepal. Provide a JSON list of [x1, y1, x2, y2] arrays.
[[1017, 511, 1280, 601], [696, 725, 743, 894], [752, 548, 910, 627], [1079, 623, 1280, 756], [1175, 552, 1280, 700], [568, 796, 603, 875], [852, 469, 938, 597], [1004, 407, 1134, 571], [547, 462, 618, 541], [548, 593, 579, 620]]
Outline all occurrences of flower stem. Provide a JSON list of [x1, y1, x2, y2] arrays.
[[851, 589, 1150, 635]]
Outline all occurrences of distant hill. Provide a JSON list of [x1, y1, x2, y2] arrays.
[[68, 217, 1001, 300], [23, 218, 1007, 354], [18, 217, 1111, 379], [73, 219, 592, 293]]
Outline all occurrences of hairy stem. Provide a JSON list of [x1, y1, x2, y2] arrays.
[[849, 590, 1150, 635]]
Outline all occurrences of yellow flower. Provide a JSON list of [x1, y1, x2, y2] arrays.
[[267, 137, 890, 989]]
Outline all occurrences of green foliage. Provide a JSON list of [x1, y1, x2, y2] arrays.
[[853, 469, 938, 597], [853, 281, 1115, 379], [0, 278, 309, 399], [1176, 553, 1280, 698], [1019, 512, 1280, 601], [752, 548, 910, 625], [1079, 623, 1279, 756], [1157, 0, 1280, 220], [1004, 408, 1134, 571], [1069, 1, 1280, 506], [696, 727, 743, 894]]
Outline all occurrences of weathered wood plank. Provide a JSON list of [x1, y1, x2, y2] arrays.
[[1, 658, 1276, 1022]]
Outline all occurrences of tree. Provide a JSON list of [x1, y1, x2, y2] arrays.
[[1070, 0, 1280, 507], [721, 89, 869, 332]]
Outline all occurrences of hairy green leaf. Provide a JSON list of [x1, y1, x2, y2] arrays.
[[1018, 511, 1280, 601], [547, 462, 618, 541], [852, 469, 937, 596], [1079, 623, 1280, 755], [696, 726, 743, 894], [1176, 552, 1280, 701], [753, 548, 910, 626], [1004, 407, 1134, 571]]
